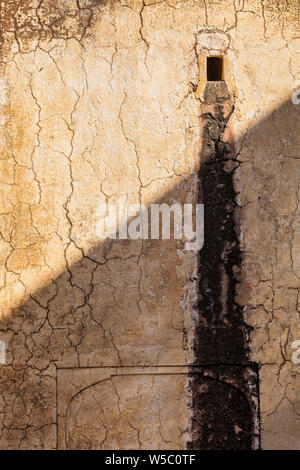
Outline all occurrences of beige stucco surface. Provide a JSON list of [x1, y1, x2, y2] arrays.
[[0, 0, 299, 449]]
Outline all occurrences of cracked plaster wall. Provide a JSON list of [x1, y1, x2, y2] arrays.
[[0, 0, 299, 450]]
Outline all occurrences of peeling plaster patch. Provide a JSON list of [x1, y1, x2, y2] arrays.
[[196, 29, 230, 55]]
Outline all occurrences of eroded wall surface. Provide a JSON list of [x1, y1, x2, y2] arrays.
[[0, 0, 299, 449]]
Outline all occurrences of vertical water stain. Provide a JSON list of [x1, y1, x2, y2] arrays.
[[188, 82, 260, 450]]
